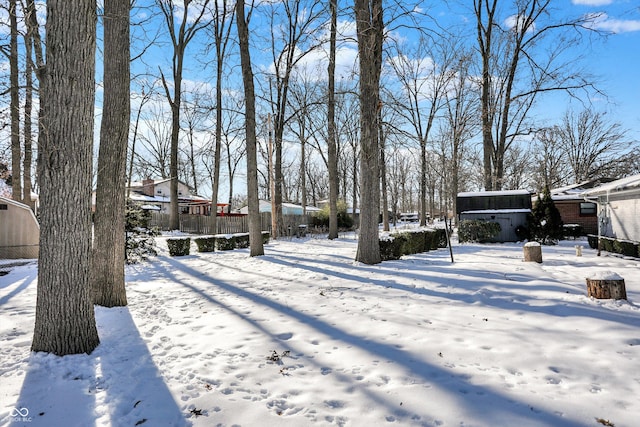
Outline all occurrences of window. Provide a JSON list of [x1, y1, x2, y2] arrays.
[[180, 206, 189, 214], [0, 204, 7, 210], [580, 202, 597, 216]]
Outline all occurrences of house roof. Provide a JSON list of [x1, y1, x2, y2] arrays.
[[580, 174, 640, 197], [458, 190, 530, 197], [547, 178, 615, 200]]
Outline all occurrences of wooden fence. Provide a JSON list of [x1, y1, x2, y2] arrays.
[[149, 212, 310, 236]]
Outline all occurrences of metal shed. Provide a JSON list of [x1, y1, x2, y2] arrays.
[[0, 197, 39, 259], [457, 190, 532, 243]]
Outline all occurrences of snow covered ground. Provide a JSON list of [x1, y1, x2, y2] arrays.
[[1, 234, 639, 427]]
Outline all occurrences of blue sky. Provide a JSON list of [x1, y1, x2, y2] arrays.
[[566, 0, 640, 139], [1, 0, 639, 199]]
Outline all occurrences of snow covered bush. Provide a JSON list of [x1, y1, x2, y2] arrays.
[[378, 229, 446, 260], [379, 234, 406, 261], [125, 201, 159, 264], [216, 235, 236, 251], [166, 237, 191, 256], [458, 220, 501, 243], [194, 236, 216, 252], [235, 233, 250, 249]]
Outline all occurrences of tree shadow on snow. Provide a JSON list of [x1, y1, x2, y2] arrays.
[[10, 306, 189, 427], [155, 255, 588, 427], [264, 247, 640, 329]]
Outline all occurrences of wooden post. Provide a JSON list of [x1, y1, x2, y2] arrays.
[[586, 272, 626, 300], [523, 242, 542, 263]]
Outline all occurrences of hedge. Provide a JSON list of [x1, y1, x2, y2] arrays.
[[167, 237, 191, 256], [587, 234, 640, 259], [458, 220, 501, 243], [235, 233, 250, 249], [379, 229, 448, 261], [216, 235, 236, 251], [193, 236, 216, 252]]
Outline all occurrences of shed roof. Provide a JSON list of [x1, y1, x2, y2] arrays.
[[458, 190, 530, 198]]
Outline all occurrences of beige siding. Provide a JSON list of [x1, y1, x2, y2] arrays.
[[0, 197, 39, 259], [607, 194, 640, 242]]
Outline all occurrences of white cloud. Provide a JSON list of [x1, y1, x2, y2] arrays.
[[589, 13, 640, 33]]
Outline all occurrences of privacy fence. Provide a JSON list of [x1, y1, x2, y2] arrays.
[[149, 212, 310, 236]]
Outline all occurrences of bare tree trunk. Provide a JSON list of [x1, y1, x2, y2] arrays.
[[379, 107, 389, 231], [32, 0, 100, 355], [475, 0, 497, 191], [23, 4, 35, 210], [210, 0, 235, 231], [354, 0, 383, 265], [236, 0, 264, 256], [92, 0, 130, 308], [158, 0, 211, 230], [10, 0, 22, 203], [327, 0, 339, 239], [24, 0, 45, 211]]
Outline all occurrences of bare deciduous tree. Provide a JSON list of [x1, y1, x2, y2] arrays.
[[354, 0, 383, 264], [264, 0, 324, 237], [387, 35, 457, 226], [474, 0, 602, 190], [236, 0, 264, 256], [92, 0, 131, 307], [32, 0, 100, 355], [557, 108, 627, 183], [157, 0, 211, 230]]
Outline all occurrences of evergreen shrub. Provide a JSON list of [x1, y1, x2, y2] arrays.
[[601, 237, 614, 252], [312, 200, 354, 229], [613, 239, 638, 257], [125, 201, 159, 264], [379, 235, 406, 261], [167, 237, 191, 256], [458, 220, 501, 243], [216, 235, 236, 251], [194, 236, 216, 252], [235, 233, 250, 249], [433, 229, 448, 249], [529, 187, 563, 245]]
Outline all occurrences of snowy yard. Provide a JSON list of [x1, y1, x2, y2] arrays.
[[1, 235, 639, 427]]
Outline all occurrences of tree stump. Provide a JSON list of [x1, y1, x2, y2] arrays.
[[586, 272, 627, 300], [523, 242, 542, 263]]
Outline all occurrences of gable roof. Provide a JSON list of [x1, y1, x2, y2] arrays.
[[581, 174, 640, 196]]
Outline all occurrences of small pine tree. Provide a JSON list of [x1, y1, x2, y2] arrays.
[[125, 200, 160, 263], [314, 200, 354, 229], [529, 187, 563, 245]]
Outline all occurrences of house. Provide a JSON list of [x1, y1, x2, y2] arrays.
[[580, 174, 640, 242], [239, 200, 322, 216], [542, 180, 613, 236], [399, 212, 419, 222], [127, 178, 212, 216], [457, 190, 532, 242], [0, 197, 39, 259]]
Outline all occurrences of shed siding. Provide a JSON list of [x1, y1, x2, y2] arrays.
[[0, 197, 40, 259], [605, 194, 640, 242], [459, 211, 529, 243]]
